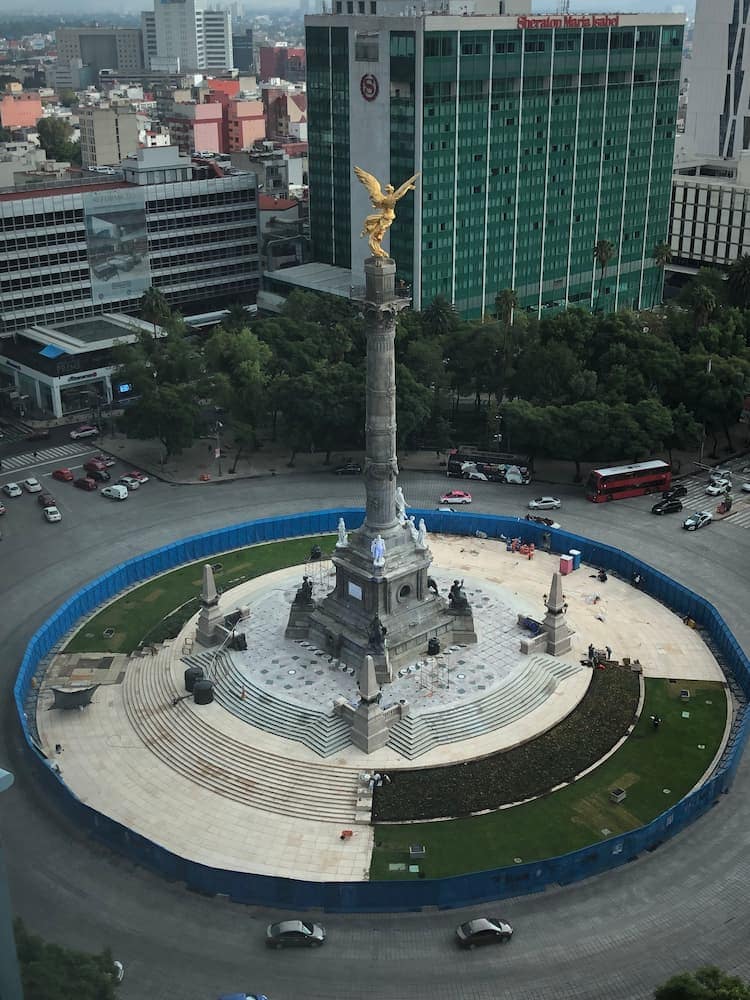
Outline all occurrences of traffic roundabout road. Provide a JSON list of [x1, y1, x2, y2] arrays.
[[1, 468, 749, 1000]]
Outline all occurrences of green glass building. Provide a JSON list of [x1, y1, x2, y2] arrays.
[[306, 9, 684, 318]]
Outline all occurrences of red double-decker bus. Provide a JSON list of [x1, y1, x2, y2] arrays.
[[586, 460, 672, 502]]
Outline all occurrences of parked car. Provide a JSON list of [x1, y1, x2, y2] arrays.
[[37, 491, 56, 507], [528, 496, 561, 510], [112, 960, 124, 983], [23, 477, 42, 493], [0, 501, 6, 515], [127, 470, 149, 483], [265, 920, 326, 949], [742, 482, 750, 493], [217, 994, 268, 1000], [52, 467, 74, 482], [706, 479, 732, 496], [455, 917, 514, 949], [662, 484, 688, 500], [118, 475, 140, 491], [88, 468, 111, 483], [464, 469, 489, 481], [436, 505, 455, 513], [525, 513, 561, 529], [69, 424, 99, 440], [92, 453, 117, 468], [42, 505, 62, 523], [651, 498, 683, 515], [84, 459, 108, 474], [683, 510, 713, 531], [332, 462, 362, 475], [2, 483, 22, 498], [101, 484, 128, 501], [440, 490, 472, 504], [26, 428, 51, 441], [709, 467, 732, 482], [74, 477, 98, 492]]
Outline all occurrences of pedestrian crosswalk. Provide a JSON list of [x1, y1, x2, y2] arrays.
[[678, 458, 750, 530], [0, 443, 97, 476]]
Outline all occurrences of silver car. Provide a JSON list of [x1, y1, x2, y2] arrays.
[[266, 919, 326, 949], [455, 917, 513, 949]]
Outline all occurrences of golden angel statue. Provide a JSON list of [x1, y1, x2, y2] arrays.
[[354, 166, 419, 259]]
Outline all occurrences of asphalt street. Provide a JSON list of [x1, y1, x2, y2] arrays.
[[1, 460, 749, 1000]]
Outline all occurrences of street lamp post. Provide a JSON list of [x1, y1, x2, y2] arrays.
[[698, 357, 712, 465], [215, 417, 223, 478], [0, 767, 23, 1000]]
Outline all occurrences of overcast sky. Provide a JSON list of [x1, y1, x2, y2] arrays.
[[7, 0, 693, 18]]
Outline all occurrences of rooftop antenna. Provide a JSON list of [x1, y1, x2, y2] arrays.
[[557, 0, 570, 12]]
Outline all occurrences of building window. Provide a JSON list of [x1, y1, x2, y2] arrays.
[[355, 31, 379, 61]]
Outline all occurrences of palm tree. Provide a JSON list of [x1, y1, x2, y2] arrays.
[[727, 253, 750, 309], [139, 286, 171, 336], [494, 288, 518, 399], [593, 239, 616, 313], [652, 241, 672, 305], [690, 284, 717, 332]]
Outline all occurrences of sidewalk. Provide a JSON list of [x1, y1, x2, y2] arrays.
[[97, 430, 749, 489]]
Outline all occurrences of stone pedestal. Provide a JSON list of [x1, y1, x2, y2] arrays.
[[196, 563, 224, 647], [543, 571, 574, 656]]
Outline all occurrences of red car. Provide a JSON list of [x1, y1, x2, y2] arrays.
[[84, 459, 108, 474], [52, 468, 74, 482], [127, 470, 149, 483], [37, 492, 56, 507], [93, 453, 116, 468], [0, 502, 6, 516], [73, 477, 98, 491], [440, 489, 473, 505]]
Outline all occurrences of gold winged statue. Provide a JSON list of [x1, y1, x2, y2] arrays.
[[354, 166, 419, 259]]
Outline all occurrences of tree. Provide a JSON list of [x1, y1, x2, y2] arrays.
[[139, 286, 171, 333], [494, 288, 518, 396], [58, 89, 78, 108], [14, 918, 118, 1000], [36, 116, 81, 163], [593, 239, 616, 312], [422, 294, 461, 337], [654, 966, 750, 1000], [121, 383, 201, 459], [652, 240, 672, 303], [727, 253, 750, 309]]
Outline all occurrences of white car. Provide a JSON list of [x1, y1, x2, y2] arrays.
[[23, 477, 42, 494], [528, 496, 562, 510], [683, 510, 713, 531], [112, 960, 124, 983], [705, 479, 731, 496], [43, 505, 62, 522], [118, 476, 140, 491], [741, 482, 750, 493], [2, 482, 22, 498], [69, 424, 99, 439], [101, 484, 129, 501], [440, 490, 472, 504]]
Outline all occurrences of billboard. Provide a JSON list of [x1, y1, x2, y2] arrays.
[[83, 187, 151, 305]]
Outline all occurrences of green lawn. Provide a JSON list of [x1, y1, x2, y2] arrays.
[[370, 678, 727, 880], [64, 534, 335, 654]]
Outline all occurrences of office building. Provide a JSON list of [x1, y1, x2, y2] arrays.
[[54, 27, 145, 85], [78, 105, 140, 167], [141, 0, 234, 73], [0, 145, 259, 338], [305, 4, 684, 317], [233, 28, 255, 73], [683, 0, 750, 160]]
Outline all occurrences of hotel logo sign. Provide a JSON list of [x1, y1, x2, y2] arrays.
[[517, 14, 620, 29], [360, 73, 379, 102]]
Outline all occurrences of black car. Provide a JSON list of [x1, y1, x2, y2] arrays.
[[26, 428, 51, 441], [88, 468, 111, 482], [455, 917, 513, 949], [332, 462, 362, 476], [662, 484, 688, 500], [651, 498, 683, 515]]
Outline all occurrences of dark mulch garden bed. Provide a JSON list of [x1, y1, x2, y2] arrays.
[[373, 665, 640, 822]]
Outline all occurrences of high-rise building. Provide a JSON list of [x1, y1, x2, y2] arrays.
[[55, 27, 145, 84], [78, 105, 140, 167], [141, 0, 234, 73], [683, 0, 750, 160], [233, 27, 255, 73], [259, 45, 306, 83], [306, 4, 684, 317]]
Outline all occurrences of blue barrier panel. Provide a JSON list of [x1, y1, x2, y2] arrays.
[[12, 509, 750, 913]]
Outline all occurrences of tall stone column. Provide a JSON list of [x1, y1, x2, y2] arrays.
[[363, 257, 401, 532]]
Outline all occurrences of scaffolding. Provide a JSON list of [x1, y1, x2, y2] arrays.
[[304, 554, 334, 598], [418, 655, 450, 693]]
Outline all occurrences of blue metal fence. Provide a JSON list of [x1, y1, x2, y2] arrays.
[[13, 510, 750, 913]]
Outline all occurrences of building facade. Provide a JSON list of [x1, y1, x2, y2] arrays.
[[0, 146, 259, 336], [233, 28, 255, 73], [306, 9, 684, 316], [683, 0, 750, 160], [78, 105, 140, 167], [259, 46, 306, 83]]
